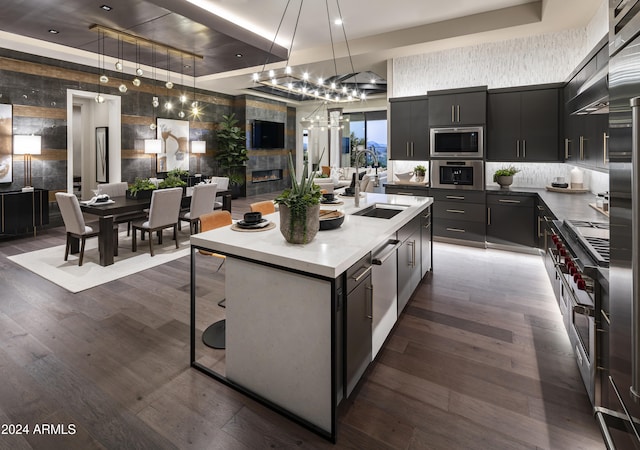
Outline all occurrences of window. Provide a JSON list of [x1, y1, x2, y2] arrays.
[[344, 110, 387, 168]]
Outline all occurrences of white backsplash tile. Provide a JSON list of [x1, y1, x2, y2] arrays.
[[485, 162, 609, 194]]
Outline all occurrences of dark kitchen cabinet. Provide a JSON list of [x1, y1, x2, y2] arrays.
[[1, 189, 49, 236], [565, 112, 609, 170], [429, 88, 487, 126], [536, 197, 557, 251], [487, 87, 560, 162], [344, 253, 372, 398], [389, 96, 429, 160], [397, 216, 421, 314], [486, 193, 535, 247], [384, 184, 430, 197], [431, 189, 486, 243]]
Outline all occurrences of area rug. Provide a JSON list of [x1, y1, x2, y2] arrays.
[[7, 230, 192, 293]]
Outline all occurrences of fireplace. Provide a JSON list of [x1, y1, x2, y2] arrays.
[[252, 169, 282, 183]]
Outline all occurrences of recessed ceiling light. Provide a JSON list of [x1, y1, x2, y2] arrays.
[[334, 19, 343, 25], [235, 53, 243, 58], [48, 29, 59, 34], [100, 5, 112, 11], [184, 64, 191, 69]]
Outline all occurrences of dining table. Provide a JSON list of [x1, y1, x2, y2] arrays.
[[78, 189, 232, 266]]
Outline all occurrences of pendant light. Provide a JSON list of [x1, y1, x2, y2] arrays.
[[95, 30, 106, 103], [117, 35, 128, 93], [191, 55, 200, 117], [132, 41, 142, 87], [178, 55, 186, 119], [150, 45, 158, 130]]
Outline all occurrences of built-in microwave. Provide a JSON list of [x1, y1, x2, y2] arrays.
[[430, 126, 483, 158], [431, 159, 484, 190]]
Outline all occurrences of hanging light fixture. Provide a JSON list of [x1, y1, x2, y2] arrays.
[[96, 30, 106, 103], [251, 0, 364, 103], [132, 41, 142, 87], [299, 100, 349, 131], [191, 55, 200, 117], [150, 45, 158, 130], [114, 34, 123, 71], [178, 55, 186, 118], [165, 49, 173, 90]]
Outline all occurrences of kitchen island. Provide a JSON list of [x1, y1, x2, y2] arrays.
[[190, 192, 433, 441]]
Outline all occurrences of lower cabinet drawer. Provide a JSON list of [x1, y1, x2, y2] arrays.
[[434, 220, 486, 242], [433, 201, 486, 222]]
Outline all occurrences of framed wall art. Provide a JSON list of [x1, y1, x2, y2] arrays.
[[156, 118, 189, 173], [96, 126, 108, 183], [0, 104, 13, 183]]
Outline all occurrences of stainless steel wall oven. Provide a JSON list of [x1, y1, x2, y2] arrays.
[[430, 159, 484, 191]]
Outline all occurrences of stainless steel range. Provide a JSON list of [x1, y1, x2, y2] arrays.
[[546, 219, 609, 406]]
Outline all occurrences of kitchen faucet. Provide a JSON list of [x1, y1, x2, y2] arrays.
[[354, 147, 379, 207]]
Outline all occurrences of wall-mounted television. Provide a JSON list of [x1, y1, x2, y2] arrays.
[[251, 120, 285, 149]]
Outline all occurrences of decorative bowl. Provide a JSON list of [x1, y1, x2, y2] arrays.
[[319, 209, 345, 230], [395, 171, 413, 182]]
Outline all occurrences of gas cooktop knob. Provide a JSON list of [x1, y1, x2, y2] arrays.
[[574, 272, 582, 283], [570, 266, 577, 276], [552, 235, 559, 244], [577, 279, 587, 290], [560, 248, 567, 257]]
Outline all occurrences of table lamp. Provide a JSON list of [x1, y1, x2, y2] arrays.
[[191, 140, 206, 175], [13, 135, 41, 191], [144, 138, 162, 176]]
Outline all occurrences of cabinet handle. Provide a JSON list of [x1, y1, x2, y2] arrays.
[[351, 265, 371, 282], [537, 205, 544, 211], [411, 141, 414, 157], [456, 105, 460, 122], [407, 241, 415, 266], [395, 192, 414, 196], [523, 140, 526, 159], [580, 136, 585, 160], [446, 227, 465, 233], [538, 216, 543, 238], [365, 285, 373, 319], [446, 195, 465, 200], [565, 138, 572, 159], [451, 105, 455, 123], [604, 133, 609, 164], [406, 142, 410, 157], [498, 199, 521, 204], [516, 140, 520, 158], [487, 207, 491, 225], [446, 209, 465, 214]]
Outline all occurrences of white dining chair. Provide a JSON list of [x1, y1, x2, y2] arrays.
[[209, 176, 229, 209], [179, 183, 218, 234], [131, 187, 183, 256], [56, 192, 116, 266]]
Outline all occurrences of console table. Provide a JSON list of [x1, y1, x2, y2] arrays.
[[0, 189, 49, 237]]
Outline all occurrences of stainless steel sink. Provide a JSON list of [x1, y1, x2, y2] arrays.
[[351, 203, 409, 219]]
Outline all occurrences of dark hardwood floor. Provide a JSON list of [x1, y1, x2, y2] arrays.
[[0, 194, 604, 449]]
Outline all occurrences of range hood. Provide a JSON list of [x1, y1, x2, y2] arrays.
[[568, 66, 609, 115]]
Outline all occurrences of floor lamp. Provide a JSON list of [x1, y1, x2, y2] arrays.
[[14, 135, 41, 191], [191, 140, 206, 175], [144, 139, 161, 177]]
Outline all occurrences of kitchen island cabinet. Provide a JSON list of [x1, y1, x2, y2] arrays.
[[190, 192, 433, 442]]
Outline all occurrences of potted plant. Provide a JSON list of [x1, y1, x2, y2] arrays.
[[167, 168, 190, 180], [493, 165, 520, 188], [158, 174, 187, 194], [414, 164, 426, 182], [127, 177, 157, 199], [274, 153, 322, 244], [215, 113, 248, 198]]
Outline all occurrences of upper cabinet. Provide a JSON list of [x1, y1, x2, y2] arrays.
[[487, 87, 561, 162], [562, 37, 609, 171], [389, 96, 429, 160], [428, 88, 487, 126]]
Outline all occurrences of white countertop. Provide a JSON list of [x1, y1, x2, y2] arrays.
[[191, 193, 433, 278]]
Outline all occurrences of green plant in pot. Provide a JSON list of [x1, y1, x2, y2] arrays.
[[167, 168, 190, 180], [414, 164, 427, 181], [127, 177, 157, 199], [274, 153, 322, 244], [158, 174, 187, 189], [493, 165, 520, 188], [215, 113, 248, 197]]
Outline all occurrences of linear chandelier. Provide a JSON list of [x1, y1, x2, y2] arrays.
[[252, 0, 364, 103]]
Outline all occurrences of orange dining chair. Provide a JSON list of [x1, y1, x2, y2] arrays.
[[198, 210, 232, 349], [249, 200, 275, 215]]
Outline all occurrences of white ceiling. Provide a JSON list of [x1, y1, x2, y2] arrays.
[[0, 0, 604, 103]]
